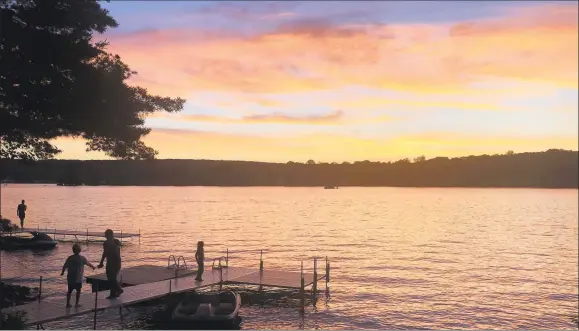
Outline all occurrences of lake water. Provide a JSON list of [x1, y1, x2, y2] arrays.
[[1, 185, 578, 329]]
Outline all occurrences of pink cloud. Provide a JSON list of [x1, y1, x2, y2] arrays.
[[100, 2, 577, 98]]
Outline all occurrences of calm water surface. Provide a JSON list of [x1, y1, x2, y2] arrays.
[[1, 185, 577, 329]]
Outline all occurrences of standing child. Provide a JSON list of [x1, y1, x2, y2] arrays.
[[195, 241, 204, 281], [61, 244, 95, 308]]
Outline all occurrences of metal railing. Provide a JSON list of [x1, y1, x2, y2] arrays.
[[167, 255, 177, 269]]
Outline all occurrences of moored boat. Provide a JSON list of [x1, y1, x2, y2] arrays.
[[171, 290, 241, 326], [0, 231, 58, 250]]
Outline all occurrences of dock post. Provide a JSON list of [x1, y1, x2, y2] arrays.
[[327, 258, 331, 283], [93, 283, 99, 330], [120, 230, 123, 246], [38, 276, 43, 302], [300, 261, 305, 310], [325, 256, 330, 290], [226, 248, 228, 267], [86, 228, 89, 244], [138, 228, 140, 245], [0, 269, 3, 330], [313, 257, 318, 294], [259, 250, 263, 272]]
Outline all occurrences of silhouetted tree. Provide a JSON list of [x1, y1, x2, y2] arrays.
[[0, 0, 185, 161], [306, 160, 316, 165], [414, 155, 426, 163], [506, 150, 515, 156], [394, 158, 410, 164]]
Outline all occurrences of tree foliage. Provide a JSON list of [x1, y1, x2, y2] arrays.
[[1, 149, 577, 188], [413, 155, 426, 163], [0, 310, 26, 330], [0, 0, 184, 160]]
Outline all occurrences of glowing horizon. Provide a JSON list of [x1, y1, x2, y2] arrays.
[[53, 1, 578, 162]]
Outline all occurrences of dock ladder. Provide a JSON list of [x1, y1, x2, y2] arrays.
[[212, 248, 229, 269], [167, 255, 188, 276]]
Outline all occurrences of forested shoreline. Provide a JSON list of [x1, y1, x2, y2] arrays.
[[0, 149, 577, 188]]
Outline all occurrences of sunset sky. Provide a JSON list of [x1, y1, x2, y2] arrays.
[[55, 0, 579, 162]]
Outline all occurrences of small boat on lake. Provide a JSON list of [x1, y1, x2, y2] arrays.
[[0, 231, 58, 250], [56, 182, 84, 186], [324, 185, 338, 189], [171, 290, 241, 327]]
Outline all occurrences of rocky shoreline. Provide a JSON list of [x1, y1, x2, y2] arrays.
[[1, 282, 39, 309], [0, 218, 19, 233], [0, 282, 36, 329], [1, 218, 33, 329], [0, 219, 36, 307]]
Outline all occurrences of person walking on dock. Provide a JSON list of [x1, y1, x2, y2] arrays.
[[98, 229, 124, 299], [195, 241, 205, 281], [16, 200, 27, 228], [61, 244, 96, 307]]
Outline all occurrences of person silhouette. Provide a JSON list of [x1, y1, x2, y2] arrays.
[[17, 200, 27, 228], [195, 241, 205, 281], [98, 229, 124, 299]]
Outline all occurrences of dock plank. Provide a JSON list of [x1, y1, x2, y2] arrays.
[[87, 265, 195, 285], [228, 270, 323, 289], [86, 265, 256, 286]]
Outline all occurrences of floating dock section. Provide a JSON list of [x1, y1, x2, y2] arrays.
[[86, 265, 195, 291]]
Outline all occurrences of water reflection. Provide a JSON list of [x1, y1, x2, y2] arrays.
[[1, 186, 577, 329]]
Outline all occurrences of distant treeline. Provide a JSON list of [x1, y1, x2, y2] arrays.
[[0, 149, 577, 188]]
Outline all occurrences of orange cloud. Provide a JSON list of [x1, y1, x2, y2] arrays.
[[151, 110, 344, 124], [104, 3, 578, 97], [243, 110, 343, 124], [238, 96, 284, 108], [332, 97, 509, 112], [442, 4, 578, 88], [149, 110, 395, 125], [392, 132, 578, 150], [52, 130, 578, 163]]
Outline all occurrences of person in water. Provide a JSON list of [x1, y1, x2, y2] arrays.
[[195, 241, 205, 281], [61, 244, 96, 308], [16, 200, 27, 228], [98, 229, 124, 299]]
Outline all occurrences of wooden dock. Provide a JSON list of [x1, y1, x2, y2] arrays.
[[4, 227, 140, 240], [1, 261, 329, 328]]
